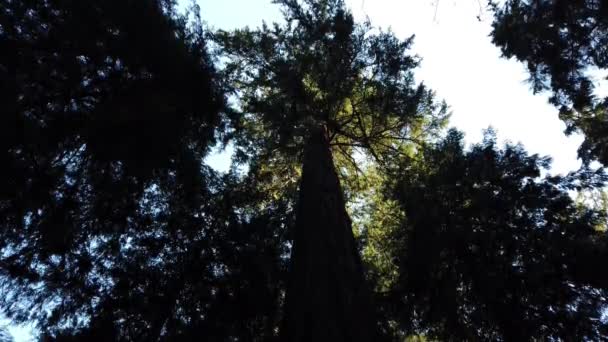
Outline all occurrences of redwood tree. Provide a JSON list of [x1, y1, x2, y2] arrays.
[[214, 0, 448, 339]]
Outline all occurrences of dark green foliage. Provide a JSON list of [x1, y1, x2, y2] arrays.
[[385, 129, 608, 340], [215, 1, 447, 339], [491, 0, 608, 164], [41, 172, 291, 341], [214, 0, 447, 171], [0, 0, 289, 339], [3, 0, 608, 340]]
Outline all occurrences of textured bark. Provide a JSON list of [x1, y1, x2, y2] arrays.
[[281, 126, 377, 342]]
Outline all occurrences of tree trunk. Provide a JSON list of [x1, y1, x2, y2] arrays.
[[281, 125, 377, 342]]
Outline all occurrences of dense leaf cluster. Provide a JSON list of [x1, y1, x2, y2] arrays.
[[0, 0, 286, 340], [491, 0, 608, 164], [385, 129, 608, 340], [214, 0, 448, 177], [1, 0, 607, 341]]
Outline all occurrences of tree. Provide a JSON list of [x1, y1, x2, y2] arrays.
[[0, 0, 244, 338], [40, 173, 291, 341], [383, 128, 608, 340], [214, 0, 448, 339], [5, 0, 608, 340], [490, 0, 608, 164]]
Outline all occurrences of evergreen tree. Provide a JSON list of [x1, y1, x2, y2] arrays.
[[3, 0, 608, 340], [490, 0, 608, 164], [384, 128, 608, 340], [214, 0, 448, 339], [0, 0, 247, 339]]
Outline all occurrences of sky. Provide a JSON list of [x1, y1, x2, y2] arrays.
[[197, 0, 597, 175], [3, 1, 600, 341]]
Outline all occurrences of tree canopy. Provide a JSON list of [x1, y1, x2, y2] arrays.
[[0, 0, 241, 339], [381, 129, 608, 340], [491, 0, 608, 164], [214, 0, 448, 178], [214, 1, 448, 339], [1, 0, 608, 341]]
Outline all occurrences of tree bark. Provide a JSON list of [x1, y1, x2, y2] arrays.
[[281, 125, 377, 342]]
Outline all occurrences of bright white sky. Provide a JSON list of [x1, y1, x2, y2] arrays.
[[199, 0, 592, 175], [3, 1, 596, 341]]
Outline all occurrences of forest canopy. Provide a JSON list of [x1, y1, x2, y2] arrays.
[[1, 0, 607, 341], [490, 0, 608, 164]]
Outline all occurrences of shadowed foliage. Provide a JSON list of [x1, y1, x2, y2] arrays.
[[0, 0, 265, 339], [382, 129, 608, 340], [2, 0, 608, 341], [491, 0, 608, 164]]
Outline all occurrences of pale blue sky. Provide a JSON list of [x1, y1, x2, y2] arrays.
[[5, 1, 602, 341]]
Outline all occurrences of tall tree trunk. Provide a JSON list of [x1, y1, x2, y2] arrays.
[[281, 125, 377, 342]]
